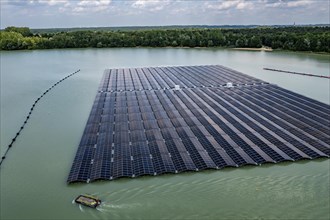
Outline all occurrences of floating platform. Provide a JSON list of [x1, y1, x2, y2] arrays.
[[67, 65, 330, 183]]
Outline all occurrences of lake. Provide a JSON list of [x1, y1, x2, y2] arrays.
[[1, 48, 329, 220]]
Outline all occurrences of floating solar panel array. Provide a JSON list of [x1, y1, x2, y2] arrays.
[[67, 65, 330, 183]]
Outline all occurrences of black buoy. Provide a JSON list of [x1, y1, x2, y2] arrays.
[[2, 156, 5, 159]]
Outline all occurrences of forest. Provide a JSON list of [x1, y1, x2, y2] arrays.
[[0, 26, 329, 52]]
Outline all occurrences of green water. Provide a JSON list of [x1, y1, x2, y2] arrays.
[[1, 48, 329, 220]]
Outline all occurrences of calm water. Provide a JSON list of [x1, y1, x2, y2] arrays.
[[1, 48, 329, 220]]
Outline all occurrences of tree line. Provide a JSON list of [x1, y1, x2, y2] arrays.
[[0, 26, 329, 52]]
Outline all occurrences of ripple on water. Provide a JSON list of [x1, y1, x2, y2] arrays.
[[71, 160, 329, 220]]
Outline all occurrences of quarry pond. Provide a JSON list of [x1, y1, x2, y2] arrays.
[[1, 48, 329, 220]]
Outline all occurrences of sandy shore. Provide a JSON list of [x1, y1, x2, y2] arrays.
[[233, 47, 273, 52]]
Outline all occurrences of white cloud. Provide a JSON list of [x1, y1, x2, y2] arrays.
[[132, 0, 170, 11], [265, 0, 313, 8], [72, 0, 112, 13], [1, 0, 68, 6], [6, 0, 113, 13], [27, 0, 68, 6], [78, 0, 111, 7], [46, 0, 68, 6], [206, 0, 254, 11], [287, 0, 312, 7], [1, 0, 328, 27], [207, 1, 238, 10], [236, 1, 253, 10]]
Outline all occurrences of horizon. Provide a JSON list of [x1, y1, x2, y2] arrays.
[[1, 0, 329, 29], [6, 23, 330, 31]]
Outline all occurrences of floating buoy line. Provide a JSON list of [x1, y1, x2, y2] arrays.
[[263, 68, 330, 79], [0, 69, 80, 168]]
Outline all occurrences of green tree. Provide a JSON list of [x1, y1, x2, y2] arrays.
[[1, 26, 329, 52], [4, 26, 33, 37], [248, 36, 262, 48], [0, 31, 24, 50]]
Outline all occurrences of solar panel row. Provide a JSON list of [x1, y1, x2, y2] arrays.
[[98, 65, 266, 92], [67, 65, 330, 183]]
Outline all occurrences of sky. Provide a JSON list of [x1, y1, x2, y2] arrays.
[[1, 0, 329, 28]]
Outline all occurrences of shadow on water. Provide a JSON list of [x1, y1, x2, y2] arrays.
[[68, 157, 329, 189]]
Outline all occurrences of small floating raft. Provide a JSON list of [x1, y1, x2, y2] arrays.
[[75, 194, 101, 208]]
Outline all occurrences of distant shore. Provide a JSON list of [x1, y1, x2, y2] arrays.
[[1, 26, 329, 53]]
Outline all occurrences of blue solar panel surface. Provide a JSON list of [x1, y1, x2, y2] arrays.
[[68, 65, 330, 183]]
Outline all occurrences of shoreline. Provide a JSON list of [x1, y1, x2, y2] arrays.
[[271, 49, 330, 56], [1, 47, 329, 55], [232, 47, 273, 52]]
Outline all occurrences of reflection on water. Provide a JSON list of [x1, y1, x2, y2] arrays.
[[0, 48, 329, 220]]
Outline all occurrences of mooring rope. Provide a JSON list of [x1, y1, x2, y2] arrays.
[[0, 69, 80, 168]]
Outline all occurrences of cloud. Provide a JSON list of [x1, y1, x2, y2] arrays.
[[2, 0, 113, 13], [265, 0, 313, 8], [1, 0, 328, 28], [1, 0, 32, 6], [78, 0, 111, 7], [31, 0, 68, 6], [287, 0, 312, 7], [27, 0, 69, 6], [132, 0, 171, 11], [236, 1, 253, 10], [71, 0, 112, 13], [206, 0, 254, 11]]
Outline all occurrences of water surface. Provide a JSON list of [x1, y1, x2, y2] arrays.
[[1, 48, 329, 219]]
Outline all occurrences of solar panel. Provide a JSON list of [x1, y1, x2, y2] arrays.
[[67, 65, 330, 183]]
